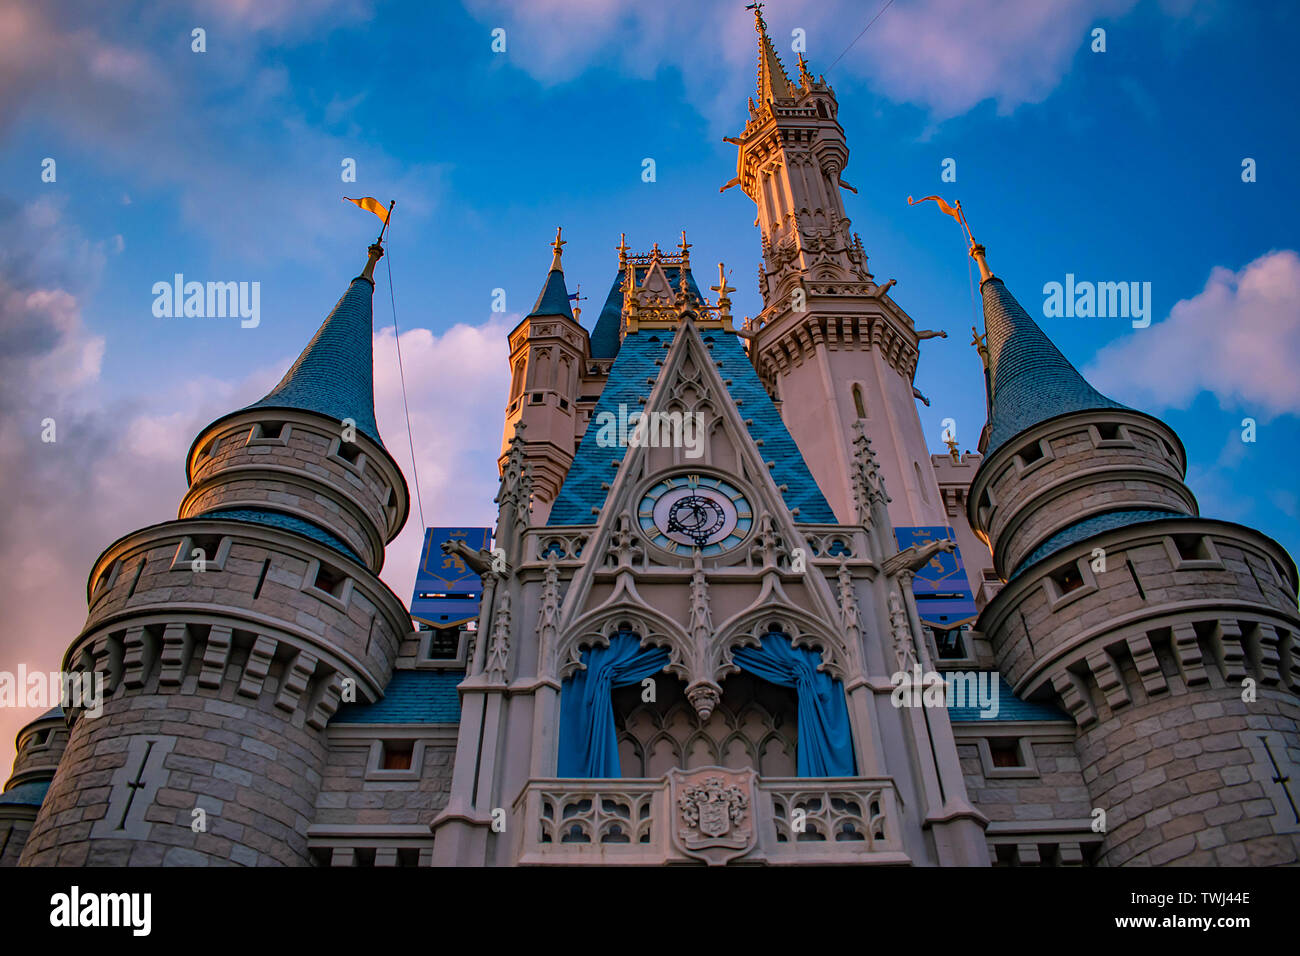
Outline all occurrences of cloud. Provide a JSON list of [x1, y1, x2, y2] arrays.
[[1086, 250, 1300, 419], [371, 317, 512, 601], [0, 191, 512, 773], [0, 0, 439, 263], [465, 0, 1145, 123]]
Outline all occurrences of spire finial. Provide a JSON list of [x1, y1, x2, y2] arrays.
[[616, 233, 629, 267], [549, 226, 566, 272], [711, 262, 735, 318], [678, 229, 692, 265], [969, 242, 994, 283], [749, 1, 793, 103], [360, 242, 385, 282]]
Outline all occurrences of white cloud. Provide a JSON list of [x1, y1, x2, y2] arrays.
[[1086, 250, 1300, 419], [466, 0, 1146, 123], [372, 317, 512, 601]]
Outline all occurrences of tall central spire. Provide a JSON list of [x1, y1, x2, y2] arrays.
[[752, 3, 794, 104]]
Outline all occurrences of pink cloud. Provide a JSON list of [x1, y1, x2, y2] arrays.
[[1086, 250, 1300, 419]]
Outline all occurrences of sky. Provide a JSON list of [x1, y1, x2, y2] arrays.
[[0, 0, 1297, 773]]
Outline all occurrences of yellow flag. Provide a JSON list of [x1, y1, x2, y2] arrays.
[[907, 194, 962, 223], [344, 196, 390, 223]]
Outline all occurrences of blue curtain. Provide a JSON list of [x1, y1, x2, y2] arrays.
[[557, 632, 670, 778], [733, 631, 857, 777]]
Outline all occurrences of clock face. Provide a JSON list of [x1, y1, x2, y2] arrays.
[[638, 474, 752, 555]]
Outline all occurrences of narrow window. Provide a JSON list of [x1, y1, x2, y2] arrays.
[[313, 563, 348, 599], [852, 384, 867, 419], [1173, 534, 1211, 562]]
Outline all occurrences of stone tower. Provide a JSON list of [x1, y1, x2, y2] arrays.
[[725, 6, 950, 529], [499, 229, 588, 523], [18, 242, 412, 866], [966, 242, 1300, 866]]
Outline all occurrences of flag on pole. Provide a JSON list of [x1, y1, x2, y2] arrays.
[[907, 195, 973, 244], [344, 196, 391, 224]]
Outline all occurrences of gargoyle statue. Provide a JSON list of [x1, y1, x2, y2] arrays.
[[440, 538, 500, 576], [881, 537, 957, 577]]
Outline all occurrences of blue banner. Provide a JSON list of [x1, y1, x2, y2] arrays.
[[894, 526, 978, 630], [411, 527, 492, 628]]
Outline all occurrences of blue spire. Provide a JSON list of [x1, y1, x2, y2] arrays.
[[527, 227, 574, 319], [245, 245, 384, 446], [976, 247, 1127, 456]]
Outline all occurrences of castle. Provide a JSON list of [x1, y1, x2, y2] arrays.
[[3, 8, 1298, 868]]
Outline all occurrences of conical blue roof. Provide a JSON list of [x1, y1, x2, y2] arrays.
[[981, 276, 1128, 455], [246, 275, 383, 446], [528, 269, 574, 319]]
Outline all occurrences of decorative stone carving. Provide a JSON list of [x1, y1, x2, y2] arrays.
[[484, 590, 512, 683], [669, 766, 757, 865], [536, 555, 563, 677], [888, 590, 917, 673]]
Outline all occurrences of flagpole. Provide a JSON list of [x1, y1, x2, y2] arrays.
[[377, 200, 396, 245]]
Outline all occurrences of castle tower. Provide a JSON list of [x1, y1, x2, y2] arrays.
[[19, 242, 412, 866], [0, 708, 67, 865], [500, 229, 587, 523], [431, 236, 991, 867], [726, 6, 949, 529], [966, 242, 1300, 866]]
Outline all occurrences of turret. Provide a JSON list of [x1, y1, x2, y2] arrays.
[[966, 238, 1300, 866], [724, 6, 953, 532], [0, 709, 67, 866], [500, 228, 590, 522], [19, 242, 413, 867]]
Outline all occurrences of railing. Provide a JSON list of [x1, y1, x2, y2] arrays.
[[513, 774, 908, 865]]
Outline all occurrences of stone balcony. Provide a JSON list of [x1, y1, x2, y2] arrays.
[[513, 771, 909, 865]]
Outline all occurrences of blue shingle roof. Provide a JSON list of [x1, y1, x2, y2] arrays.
[[1011, 509, 1186, 579], [0, 780, 51, 806], [333, 669, 464, 724], [588, 265, 706, 359], [199, 508, 363, 564], [548, 322, 835, 525], [947, 673, 1070, 722], [528, 268, 574, 319], [982, 277, 1129, 456], [245, 276, 384, 446]]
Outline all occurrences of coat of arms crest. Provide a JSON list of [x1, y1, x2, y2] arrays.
[[668, 766, 757, 865]]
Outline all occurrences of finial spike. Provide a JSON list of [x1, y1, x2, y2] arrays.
[[549, 226, 566, 272]]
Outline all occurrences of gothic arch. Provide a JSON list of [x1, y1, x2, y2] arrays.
[[554, 605, 692, 682], [712, 606, 851, 682]]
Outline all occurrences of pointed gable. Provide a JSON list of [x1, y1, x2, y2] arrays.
[[548, 323, 834, 525]]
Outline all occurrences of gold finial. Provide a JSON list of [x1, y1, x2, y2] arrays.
[[971, 326, 989, 370], [549, 226, 566, 272], [616, 232, 629, 266], [944, 435, 960, 462], [361, 242, 385, 282], [969, 242, 994, 283], [678, 229, 691, 264], [650, 241, 661, 260], [710, 262, 735, 318]]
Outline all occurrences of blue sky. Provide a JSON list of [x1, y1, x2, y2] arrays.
[[1, 0, 1298, 767]]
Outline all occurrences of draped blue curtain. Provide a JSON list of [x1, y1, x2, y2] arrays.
[[557, 632, 670, 778], [733, 631, 857, 777]]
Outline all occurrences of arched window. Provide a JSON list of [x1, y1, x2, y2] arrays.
[[852, 384, 867, 419]]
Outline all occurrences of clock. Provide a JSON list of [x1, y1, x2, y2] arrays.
[[638, 474, 752, 554]]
